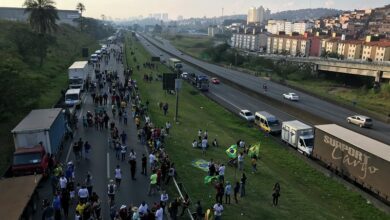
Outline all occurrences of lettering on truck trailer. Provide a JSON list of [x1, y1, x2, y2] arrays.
[[324, 135, 379, 179]]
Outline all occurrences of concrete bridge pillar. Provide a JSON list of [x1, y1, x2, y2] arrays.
[[375, 71, 383, 83]]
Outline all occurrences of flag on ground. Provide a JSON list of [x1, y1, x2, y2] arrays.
[[248, 143, 260, 158], [204, 175, 218, 184], [226, 145, 237, 158]]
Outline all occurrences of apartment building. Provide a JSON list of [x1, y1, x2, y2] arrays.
[[362, 41, 390, 61], [266, 35, 311, 56], [231, 30, 269, 51]]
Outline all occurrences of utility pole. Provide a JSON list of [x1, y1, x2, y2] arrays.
[[174, 66, 182, 122]]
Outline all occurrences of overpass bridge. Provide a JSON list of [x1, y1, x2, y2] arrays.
[[262, 55, 390, 82]]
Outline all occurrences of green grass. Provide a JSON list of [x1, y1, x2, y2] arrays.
[[166, 35, 214, 59], [125, 35, 389, 219]]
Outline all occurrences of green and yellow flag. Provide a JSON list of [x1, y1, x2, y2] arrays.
[[248, 143, 260, 158], [204, 175, 218, 184], [226, 145, 237, 158]]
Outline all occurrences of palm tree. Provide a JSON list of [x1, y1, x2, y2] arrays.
[[76, 2, 86, 31], [23, 0, 58, 66]]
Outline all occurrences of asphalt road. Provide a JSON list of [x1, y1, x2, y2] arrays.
[[33, 44, 160, 220], [138, 34, 390, 145]]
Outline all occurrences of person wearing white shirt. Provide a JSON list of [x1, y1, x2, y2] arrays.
[[160, 191, 169, 213], [218, 164, 225, 183], [115, 165, 122, 187], [138, 201, 148, 217], [213, 202, 223, 220], [238, 153, 244, 171], [59, 175, 68, 189], [78, 185, 89, 203], [201, 138, 208, 155], [155, 206, 163, 220], [149, 153, 156, 169]]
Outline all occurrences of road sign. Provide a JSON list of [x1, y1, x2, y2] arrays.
[[175, 79, 182, 90], [163, 73, 177, 90], [151, 56, 160, 62]]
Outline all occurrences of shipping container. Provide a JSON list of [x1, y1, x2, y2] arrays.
[[11, 108, 66, 155], [313, 124, 390, 202]]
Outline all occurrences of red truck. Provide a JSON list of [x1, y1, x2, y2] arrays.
[[11, 144, 50, 176]]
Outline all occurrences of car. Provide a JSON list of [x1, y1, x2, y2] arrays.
[[239, 110, 255, 121], [181, 72, 188, 79], [283, 92, 299, 101], [347, 115, 373, 128], [211, 77, 220, 84]]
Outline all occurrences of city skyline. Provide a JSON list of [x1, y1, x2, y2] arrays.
[[1, 0, 389, 20]]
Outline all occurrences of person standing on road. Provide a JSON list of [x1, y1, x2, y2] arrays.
[[115, 165, 122, 187], [141, 154, 147, 176], [84, 141, 91, 160], [78, 185, 89, 203], [85, 172, 93, 195], [148, 170, 158, 196], [59, 174, 68, 190], [120, 130, 127, 145], [52, 193, 62, 220], [60, 189, 70, 218], [129, 157, 137, 180], [149, 152, 156, 171], [107, 180, 116, 204], [121, 144, 127, 161]]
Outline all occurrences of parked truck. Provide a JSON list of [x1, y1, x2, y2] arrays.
[[68, 61, 89, 90], [187, 73, 209, 91], [11, 108, 66, 176], [281, 120, 314, 156], [312, 124, 390, 202]]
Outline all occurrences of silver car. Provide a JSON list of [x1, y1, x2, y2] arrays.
[[347, 115, 373, 128]]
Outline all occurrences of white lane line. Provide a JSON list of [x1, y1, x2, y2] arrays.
[[209, 91, 242, 110], [78, 92, 88, 119], [107, 153, 110, 179], [65, 141, 73, 162]]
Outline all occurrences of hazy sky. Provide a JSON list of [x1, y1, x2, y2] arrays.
[[1, 0, 389, 20]]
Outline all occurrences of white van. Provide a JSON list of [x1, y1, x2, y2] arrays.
[[65, 89, 81, 108], [90, 54, 98, 63]]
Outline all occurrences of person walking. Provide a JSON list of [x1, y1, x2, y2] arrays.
[[240, 173, 247, 197], [218, 164, 225, 183], [84, 141, 91, 160], [272, 182, 281, 206], [53, 193, 62, 220], [169, 198, 180, 220], [201, 137, 208, 155], [148, 171, 158, 196], [165, 164, 175, 185], [60, 189, 70, 218], [121, 144, 127, 162], [141, 154, 147, 176], [115, 165, 122, 187], [42, 199, 54, 220], [85, 172, 93, 195], [225, 181, 232, 204], [129, 157, 137, 180], [238, 152, 244, 171], [160, 190, 169, 214], [251, 155, 257, 173], [213, 202, 224, 220], [162, 103, 168, 116]]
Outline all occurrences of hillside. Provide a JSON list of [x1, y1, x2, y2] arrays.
[[270, 8, 342, 21], [0, 19, 112, 174]]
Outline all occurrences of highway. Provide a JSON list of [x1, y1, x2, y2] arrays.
[[138, 34, 390, 145]]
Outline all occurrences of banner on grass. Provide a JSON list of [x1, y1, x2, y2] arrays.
[[225, 145, 237, 159], [191, 159, 209, 172], [204, 175, 218, 184]]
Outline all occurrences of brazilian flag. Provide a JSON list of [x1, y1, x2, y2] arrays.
[[248, 143, 260, 158], [226, 145, 237, 159], [204, 175, 218, 184]]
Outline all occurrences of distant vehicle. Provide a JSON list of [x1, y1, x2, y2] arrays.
[[347, 115, 373, 128], [283, 92, 299, 101], [68, 61, 88, 91], [95, 50, 102, 58], [90, 54, 98, 63], [168, 58, 182, 70], [239, 110, 255, 122], [181, 72, 188, 79], [211, 77, 220, 84]]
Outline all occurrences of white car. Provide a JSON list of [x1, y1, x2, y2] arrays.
[[347, 115, 373, 128], [181, 72, 188, 79], [283, 92, 299, 101], [239, 110, 255, 121]]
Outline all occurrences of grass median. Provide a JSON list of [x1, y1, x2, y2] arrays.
[[125, 34, 388, 219]]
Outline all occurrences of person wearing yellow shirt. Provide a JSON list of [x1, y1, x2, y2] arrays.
[[76, 201, 86, 216]]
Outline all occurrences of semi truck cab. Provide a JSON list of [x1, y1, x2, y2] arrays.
[[12, 144, 49, 176]]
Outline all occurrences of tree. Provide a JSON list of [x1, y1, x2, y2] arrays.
[[76, 2, 86, 31], [23, 0, 59, 66]]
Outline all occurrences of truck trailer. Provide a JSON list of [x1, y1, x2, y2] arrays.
[[281, 120, 314, 156], [168, 58, 182, 70], [68, 61, 89, 90], [313, 124, 390, 202]]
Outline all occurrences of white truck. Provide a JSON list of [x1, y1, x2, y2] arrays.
[[68, 61, 88, 90], [281, 120, 314, 156], [168, 58, 182, 70]]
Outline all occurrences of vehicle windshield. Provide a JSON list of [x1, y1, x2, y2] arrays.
[[268, 119, 279, 126], [69, 78, 83, 84], [365, 118, 372, 122], [65, 94, 79, 101], [244, 112, 252, 116], [13, 153, 42, 165], [304, 138, 314, 148]]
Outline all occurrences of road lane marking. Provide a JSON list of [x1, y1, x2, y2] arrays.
[[65, 141, 72, 162], [107, 152, 110, 179]]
